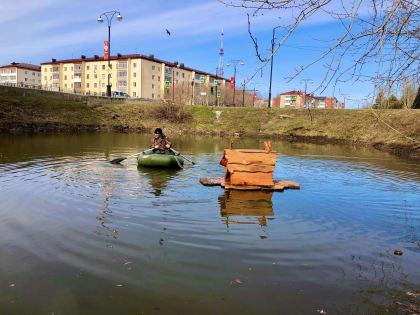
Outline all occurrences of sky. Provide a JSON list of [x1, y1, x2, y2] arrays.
[[0, 0, 378, 108]]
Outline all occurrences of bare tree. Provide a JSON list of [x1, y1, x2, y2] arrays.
[[219, 0, 420, 97]]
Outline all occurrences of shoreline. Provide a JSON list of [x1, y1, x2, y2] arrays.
[[1, 93, 419, 161], [1, 121, 418, 161]]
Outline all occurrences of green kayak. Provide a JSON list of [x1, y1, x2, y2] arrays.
[[137, 149, 184, 169]]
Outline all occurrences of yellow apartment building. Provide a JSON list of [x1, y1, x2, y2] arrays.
[[41, 54, 227, 104], [0, 62, 41, 86]]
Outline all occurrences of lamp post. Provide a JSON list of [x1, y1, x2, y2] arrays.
[[226, 60, 244, 106], [268, 25, 281, 108], [98, 11, 122, 97]]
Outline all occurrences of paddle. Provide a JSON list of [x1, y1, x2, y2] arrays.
[[170, 148, 196, 165], [110, 152, 143, 164]]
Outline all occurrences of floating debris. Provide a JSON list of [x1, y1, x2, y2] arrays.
[[231, 279, 243, 285], [116, 284, 124, 287], [316, 310, 327, 314], [394, 249, 403, 255], [9, 284, 15, 288]]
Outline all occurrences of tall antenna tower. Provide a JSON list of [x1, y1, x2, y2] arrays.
[[217, 28, 224, 77]]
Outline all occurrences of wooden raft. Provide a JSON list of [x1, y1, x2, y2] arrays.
[[200, 141, 300, 191]]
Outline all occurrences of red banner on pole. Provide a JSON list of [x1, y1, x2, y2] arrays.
[[104, 41, 109, 60], [253, 92, 257, 101], [230, 77, 234, 89]]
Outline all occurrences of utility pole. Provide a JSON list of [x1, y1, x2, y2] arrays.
[[215, 68, 219, 106], [242, 80, 246, 107], [340, 91, 351, 109], [268, 25, 281, 109], [226, 59, 244, 106]]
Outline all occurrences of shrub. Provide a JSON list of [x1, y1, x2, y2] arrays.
[[145, 102, 193, 123]]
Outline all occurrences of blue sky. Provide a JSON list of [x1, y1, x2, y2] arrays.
[[0, 0, 376, 108]]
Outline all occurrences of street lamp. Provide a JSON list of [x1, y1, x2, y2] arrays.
[[226, 59, 244, 106], [268, 25, 281, 108], [98, 10, 122, 97]]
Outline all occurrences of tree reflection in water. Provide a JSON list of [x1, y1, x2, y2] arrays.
[[218, 190, 274, 228], [95, 178, 119, 240]]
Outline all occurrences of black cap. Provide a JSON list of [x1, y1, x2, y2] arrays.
[[154, 128, 163, 135]]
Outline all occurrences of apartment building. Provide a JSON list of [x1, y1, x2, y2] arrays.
[[0, 62, 41, 86], [273, 90, 317, 108], [316, 96, 343, 109], [41, 54, 226, 104]]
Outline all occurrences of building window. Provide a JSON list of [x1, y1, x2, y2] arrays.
[[118, 81, 127, 87], [53, 67, 59, 72], [102, 83, 105, 87], [44, 76, 47, 80], [152, 84, 154, 89], [32, 72, 35, 76], [94, 83, 97, 88], [152, 75, 155, 80], [133, 82, 136, 87], [64, 75, 67, 80], [87, 66, 90, 70], [176, 72, 179, 76], [64, 84, 67, 88], [86, 74, 89, 79], [94, 74, 97, 79], [152, 65, 155, 70], [44, 68, 47, 72], [133, 73, 136, 77], [133, 92, 136, 97], [152, 93, 155, 99], [87, 83, 90, 88], [118, 62, 127, 68], [133, 63, 136, 68], [38, 73, 40, 77], [102, 65, 105, 70], [118, 71, 127, 77], [64, 67, 67, 71], [32, 79, 35, 82], [94, 65, 97, 70], [71, 84, 73, 88], [25, 78, 28, 81], [25, 71, 28, 75], [158, 76, 160, 81], [102, 74, 105, 79], [182, 73, 185, 78], [53, 74, 59, 79]]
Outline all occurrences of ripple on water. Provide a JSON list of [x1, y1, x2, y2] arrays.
[[0, 137, 419, 314]]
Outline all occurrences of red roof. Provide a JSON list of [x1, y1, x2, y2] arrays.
[[280, 90, 303, 96], [41, 54, 227, 80], [0, 62, 41, 72]]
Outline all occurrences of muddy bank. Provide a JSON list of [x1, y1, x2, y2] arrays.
[[1, 93, 419, 160]]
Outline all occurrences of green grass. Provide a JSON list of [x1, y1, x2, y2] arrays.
[[1, 94, 419, 151]]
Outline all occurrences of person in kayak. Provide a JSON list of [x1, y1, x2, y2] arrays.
[[151, 128, 172, 153]]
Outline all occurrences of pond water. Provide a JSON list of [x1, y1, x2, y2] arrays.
[[0, 133, 419, 314]]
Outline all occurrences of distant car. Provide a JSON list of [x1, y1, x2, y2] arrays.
[[112, 91, 130, 98]]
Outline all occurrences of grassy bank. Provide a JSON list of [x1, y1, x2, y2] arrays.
[[1, 94, 419, 159]]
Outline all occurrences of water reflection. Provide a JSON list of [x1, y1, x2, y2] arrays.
[[218, 190, 274, 227], [138, 167, 181, 197]]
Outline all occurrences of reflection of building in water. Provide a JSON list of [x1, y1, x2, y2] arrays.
[[139, 167, 181, 197], [218, 190, 274, 227]]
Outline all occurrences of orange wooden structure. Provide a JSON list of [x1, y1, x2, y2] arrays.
[[200, 141, 300, 191]]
